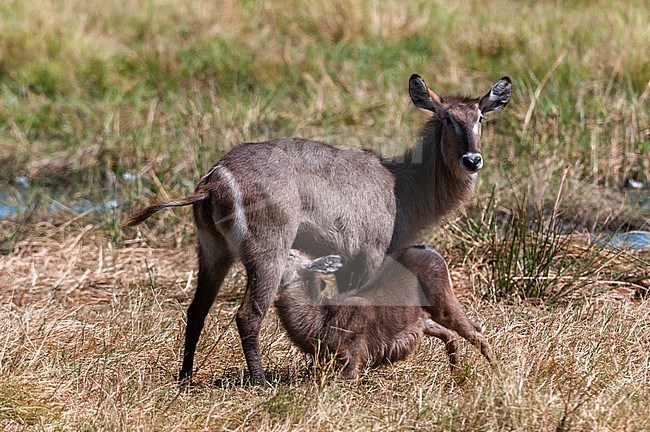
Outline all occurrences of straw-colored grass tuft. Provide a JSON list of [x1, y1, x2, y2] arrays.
[[1, 225, 648, 430]]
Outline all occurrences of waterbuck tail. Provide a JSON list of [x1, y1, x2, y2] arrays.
[[123, 191, 209, 227]]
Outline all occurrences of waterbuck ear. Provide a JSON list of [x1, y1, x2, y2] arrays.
[[479, 76, 512, 113], [308, 255, 344, 274], [409, 74, 442, 112]]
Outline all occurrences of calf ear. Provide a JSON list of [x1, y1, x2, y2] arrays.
[[409, 74, 442, 112], [479, 77, 512, 113], [308, 255, 344, 274]]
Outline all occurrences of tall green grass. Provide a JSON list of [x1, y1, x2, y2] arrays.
[[0, 0, 648, 242], [448, 189, 643, 303]]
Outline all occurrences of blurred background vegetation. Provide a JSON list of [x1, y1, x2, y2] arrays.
[[0, 0, 648, 298]]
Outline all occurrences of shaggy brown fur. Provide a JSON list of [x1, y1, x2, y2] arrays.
[[124, 75, 510, 385], [275, 247, 493, 380]]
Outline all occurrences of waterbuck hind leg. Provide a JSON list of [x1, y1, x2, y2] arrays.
[[423, 318, 461, 369], [237, 253, 290, 386], [179, 229, 234, 381]]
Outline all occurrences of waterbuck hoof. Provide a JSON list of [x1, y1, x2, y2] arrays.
[[177, 369, 193, 384], [249, 371, 269, 387]]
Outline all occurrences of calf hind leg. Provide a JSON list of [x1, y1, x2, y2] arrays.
[[426, 285, 493, 363], [428, 293, 493, 363], [423, 318, 460, 369], [407, 248, 494, 364]]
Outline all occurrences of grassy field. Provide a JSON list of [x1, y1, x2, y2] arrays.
[[1, 0, 649, 430]]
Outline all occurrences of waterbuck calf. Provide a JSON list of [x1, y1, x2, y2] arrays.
[[275, 247, 492, 380], [124, 74, 511, 385]]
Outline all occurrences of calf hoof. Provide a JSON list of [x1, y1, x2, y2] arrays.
[[342, 366, 360, 381], [481, 344, 496, 365]]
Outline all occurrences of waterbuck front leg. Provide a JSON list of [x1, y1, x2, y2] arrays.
[[180, 228, 234, 381]]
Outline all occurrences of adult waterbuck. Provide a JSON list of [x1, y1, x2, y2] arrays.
[[124, 74, 511, 385], [275, 247, 493, 380]]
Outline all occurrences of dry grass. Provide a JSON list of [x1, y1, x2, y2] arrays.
[[1, 226, 648, 431], [1, 0, 649, 430]]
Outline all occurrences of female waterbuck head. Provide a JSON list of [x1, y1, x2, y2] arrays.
[[408, 74, 512, 176]]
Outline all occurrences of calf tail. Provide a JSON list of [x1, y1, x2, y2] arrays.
[[122, 190, 209, 227]]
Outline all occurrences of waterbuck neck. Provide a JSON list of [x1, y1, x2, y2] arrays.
[[383, 118, 477, 249]]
